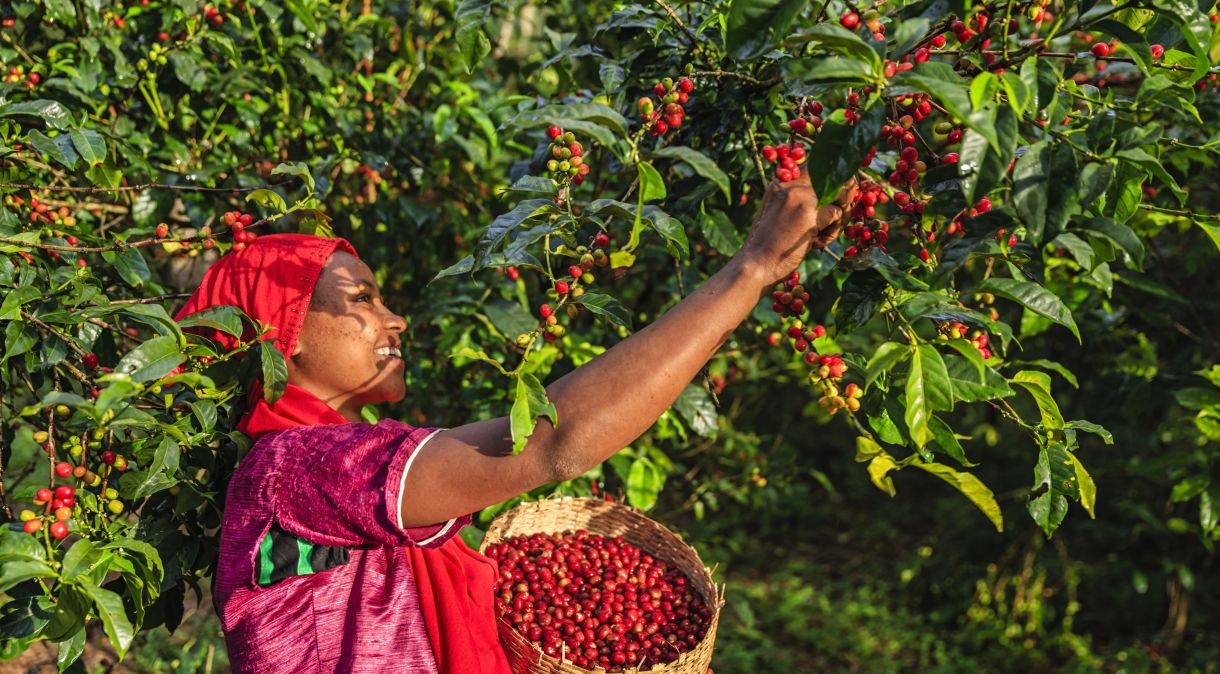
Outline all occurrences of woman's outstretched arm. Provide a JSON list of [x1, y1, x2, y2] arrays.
[[401, 176, 855, 528]]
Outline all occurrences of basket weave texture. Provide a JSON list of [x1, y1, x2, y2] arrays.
[[480, 497, 724, 674]]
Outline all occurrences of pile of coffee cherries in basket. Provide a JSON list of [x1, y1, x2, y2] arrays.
[[486, 530, 712, 671]]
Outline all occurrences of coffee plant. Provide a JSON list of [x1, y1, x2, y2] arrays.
[[0, 0, 1217, 668]]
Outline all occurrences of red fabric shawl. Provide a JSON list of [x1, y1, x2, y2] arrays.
[[175, 233, 510, 674]]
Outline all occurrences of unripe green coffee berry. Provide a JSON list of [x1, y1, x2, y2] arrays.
[[516, 333, 531, 346], [55, 404, 71, 416], [107, 499, 124, 515], [104, 487, 119, 500], [581, 272, 595, 284]]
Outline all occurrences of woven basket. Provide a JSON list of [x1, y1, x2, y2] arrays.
[[480, 497, 724, 674]]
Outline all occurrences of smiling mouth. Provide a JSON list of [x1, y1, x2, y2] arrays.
[[374, 347, 403, 359]]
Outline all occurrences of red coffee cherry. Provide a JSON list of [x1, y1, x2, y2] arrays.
[[101, 450, 117, 465], [840, 12, 859, 29], [1091, 42, 1110, 58], [55, 462, 72, 478], [155, 223, 169, 238], [49, 521, 69, 539], [82, 353, 99, 369], [55, 485, 74, 500], [24, 519, 43, 535], [1150, 44, 1164, 58]]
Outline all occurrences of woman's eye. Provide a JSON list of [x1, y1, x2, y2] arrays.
[[355, 294, 371, 303]]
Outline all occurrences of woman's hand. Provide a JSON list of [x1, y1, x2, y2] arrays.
[[737, 174, 857, 287]]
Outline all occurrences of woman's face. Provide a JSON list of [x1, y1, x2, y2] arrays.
[[288, 251, 407, 421]]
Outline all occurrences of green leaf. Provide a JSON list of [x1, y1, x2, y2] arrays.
[[69, 129, 106, 167], [636, 162, 667, 203], [783, 23, 882, 70], [910, 461, 1003, 532], [626, 456, 665, 510], [506, 103, 629, 138], [783, 57, 877, 87], [1150, 0, 1213, 81], [474, 199, 555, 270], [928, 416, 976, 467], [642, 206, 689, 260], [866, 452, 900, 497], [114, 336, 185, 383], [1013, 141, 1050, 233], [725, 0, 807, 60], [451, 347, 511, 375], [0, 286, 40, 321], [865, 342, 911, 384], [0, 99, 72, 130], [100, 248, 151, 288], [0, 560, 57, 593], [0, 595, 55, 639], [944, 339, 986, 381], [976, 277, 1079, 342], [577, 292, 632, 329], [56, 628, 86, 673], [59, 540, 102, 582], [1191, 220, 1220, 253], [698, 210, 743, 254], [807, 104, 884, 213], [1065, 451, 1097, 518], [855, 435, 884, 462], [959, 105, 1018, 203], [118, 437, 180, 499], [177, 305, 246, 339], [648, 147, 731, 204], [27, 129, 79, 169], [455, 0, 493, 73], [1010, 370, 1064, 430], [1050, 232, 1095, 270], [509, 372, 558, 455], [917, 344, 954, 412], [1006, 359, 1079, 389], [905, 347, 931, 447], [1116, 148, 1185, 206], [673, 385, 718, 439], [77, 580, 135, 658], [270, 161, 315, 192], [946, 356, 1014, 402], [246, 188, 287, 212], [259, 341, 289, 403]]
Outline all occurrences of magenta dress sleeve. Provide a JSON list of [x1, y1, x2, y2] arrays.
[[270, 419, 466, 548]]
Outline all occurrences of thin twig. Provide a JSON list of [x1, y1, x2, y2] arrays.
[[653, 0, 712, 66], [688, 70, 779, 88], [0, 180, 287, 193]]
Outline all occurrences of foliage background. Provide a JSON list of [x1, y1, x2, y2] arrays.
[[1, 0, 1218, 672]]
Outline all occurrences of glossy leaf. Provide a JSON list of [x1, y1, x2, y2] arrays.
[[509, 372, 558, 455], [976, 278, 1080, 342], [114, 336, 185, 383]]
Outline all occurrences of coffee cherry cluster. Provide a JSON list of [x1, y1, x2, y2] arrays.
[[786, 99, 825, 136], [545, 126, 592, 187], [530, 234, 611, 343], [818, 381, 863, 415], [4, 64, 39, 89], [636, 76, 694, 136], [768, 271, 810, 317], [840, 10, 886, 42], [759, 142, 807, 183], [486, 530, 711, 671], [202, 4, 225, 27], [940, 321, 994, 359], [221, 210, 256, 250]]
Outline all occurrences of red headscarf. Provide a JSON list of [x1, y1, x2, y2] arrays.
[[175, 233, 510, 674]]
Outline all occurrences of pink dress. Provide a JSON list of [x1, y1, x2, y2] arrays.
[[214, 419, 469, 673]]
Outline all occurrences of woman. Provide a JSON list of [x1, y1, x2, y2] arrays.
[[176, 175, 855, 673]]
